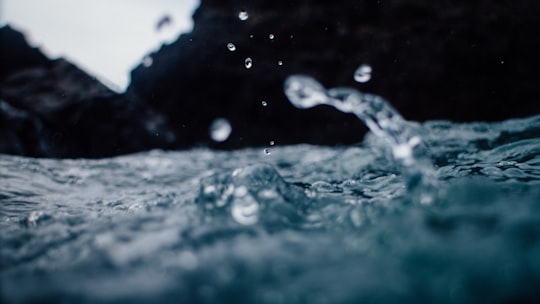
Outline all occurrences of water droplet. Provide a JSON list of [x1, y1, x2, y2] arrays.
[[269, 141, 275, 146], [227, 43, 236, 51], [245, 57, 253, 69], [264, 148, 271, 155], [142, 56, 153, 67], [277, 60, 283, 66], [501, 60, 505, 64], [261, 101, 268, 107], [354, 64, 372, 83], [269, 34, 275, 40], [290, 35, 294, 39], [238, 9, 249, 21], [209, 118, 232, 142], [249, 34, 254, 39]]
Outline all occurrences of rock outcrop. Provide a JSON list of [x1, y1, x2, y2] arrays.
[[2, 0, 540, 157], [0, 26, 173, 158]]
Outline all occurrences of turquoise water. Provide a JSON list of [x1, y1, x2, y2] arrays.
[[1, 73, 540, 303], [1, 113, 539, 303]]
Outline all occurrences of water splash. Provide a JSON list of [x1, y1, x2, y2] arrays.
[[284, 75, 438, 204], [198, 164, 307, 225], [209, 118, 232, 142]]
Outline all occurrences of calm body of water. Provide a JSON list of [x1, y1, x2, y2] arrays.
[[1, 111, 540, 303]]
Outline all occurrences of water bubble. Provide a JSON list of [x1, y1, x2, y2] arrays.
[[278, 60, 283, 66], [261, 101, 268, 107], [354, 64, 372, 83], [269, 34, 275, 40], [238, 9, 249, 21], [227, 43, 236, 51], [245, 57, 253, 69], [209, 118, 232, 142], [231, 188, 259, 225], [142, 56, 153, 67]]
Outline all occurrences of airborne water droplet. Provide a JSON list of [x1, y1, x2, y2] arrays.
[[227, 43, 236, 51], [278, 60, 283, 66], [269, 34, 275, 40], [238, 10, 249, 21], [209, 118, 232, 142], [142, 56, 153, 67], [269, 141, 275, 146], [245, 57, 253, 69], [261, 101, 267, 107], [353, 64, 373, 83]]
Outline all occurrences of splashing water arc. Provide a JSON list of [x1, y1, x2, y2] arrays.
[[284, 75, 438, 204]]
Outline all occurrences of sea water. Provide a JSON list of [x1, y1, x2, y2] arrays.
[[1, 80, 540, 302]]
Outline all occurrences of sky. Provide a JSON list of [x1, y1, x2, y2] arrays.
[[0, 0, 200, 91]]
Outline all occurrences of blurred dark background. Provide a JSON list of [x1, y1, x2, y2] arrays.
[[1, 0, 540, 158]]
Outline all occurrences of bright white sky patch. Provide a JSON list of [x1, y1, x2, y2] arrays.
[[0, 0, 199, 91]]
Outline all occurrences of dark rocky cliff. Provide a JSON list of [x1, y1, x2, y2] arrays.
[[0, 26, 173, 158], [128, 0, 540, 149], [2, 0, 540, 157]]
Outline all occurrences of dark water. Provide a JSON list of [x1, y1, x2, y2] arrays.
[[1, 73, 540, 303], [1, 110, 540, 303]]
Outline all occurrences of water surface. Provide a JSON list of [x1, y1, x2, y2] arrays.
[[1, 114, 540, 303]]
